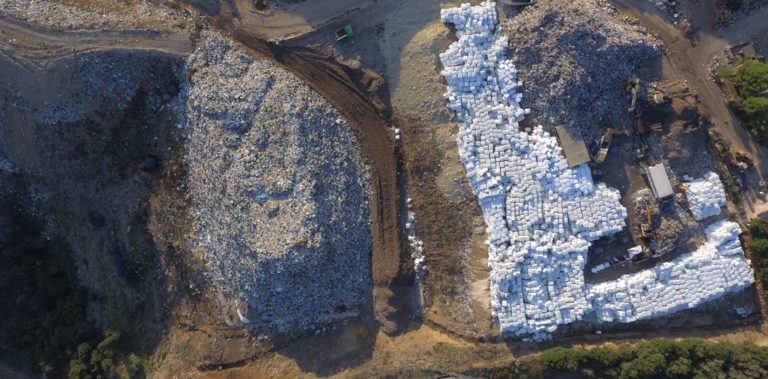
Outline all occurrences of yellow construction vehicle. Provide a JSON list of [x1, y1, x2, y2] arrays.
[[639, 204, 652, 239], [594, 128, 615, 164]]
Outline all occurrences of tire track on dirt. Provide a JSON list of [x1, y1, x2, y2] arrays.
[[0, 16, 193, 62], [209, 14, 408, 329]]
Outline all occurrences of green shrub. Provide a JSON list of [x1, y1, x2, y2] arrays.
[[734, 60, 768, 98], [744, 96, 768, 138], [538, 339, 768, 378], [716, 65, 734, 80], [749, 219, 768, 238], [749, 238, 768, 256]]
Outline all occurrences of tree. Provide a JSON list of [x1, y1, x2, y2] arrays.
[[749, 238, 768, 256], [734, 60, 768, 98], [744, 97, 768, 139], [749, 219, 768, 238]]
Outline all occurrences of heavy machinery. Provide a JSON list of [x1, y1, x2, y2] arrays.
[[639, 204, 653, 239], [650, 89, 695, 105], [335, 25, 354, 42], [594, 128, 615, 164], [627, 78, 640, 114]]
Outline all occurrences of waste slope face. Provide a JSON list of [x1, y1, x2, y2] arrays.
[[439, 1, 754, 341], [503, 0, 659, 143], [183, 33, 372, 334]]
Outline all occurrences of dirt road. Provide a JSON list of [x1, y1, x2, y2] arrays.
[[609, 0, 768, 218], [208, 3, 408, 328], [0, 15, 192, 68], [3, 3, 407, 331], [228, 0, 375, 40]]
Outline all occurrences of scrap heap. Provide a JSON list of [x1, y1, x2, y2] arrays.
[[183, 34, 372, 334], [440, 1, 753, 341]]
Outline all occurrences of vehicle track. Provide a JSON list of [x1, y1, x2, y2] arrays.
[[3, 5, 407, 331], [208, 7, 408, 329], [0, 16, 193, 65]]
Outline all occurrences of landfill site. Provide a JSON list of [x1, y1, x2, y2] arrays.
[[2, 0, 768, 378]]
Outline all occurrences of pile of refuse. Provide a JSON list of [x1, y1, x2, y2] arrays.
[[685, 171, 727, 221], [589, 221, 753, 323], [502, 0, 660, 142], [440, 1, 753, 341], [182, 34, 372, 334]]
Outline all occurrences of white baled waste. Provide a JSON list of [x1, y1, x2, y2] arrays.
[[441, 1, 627, 340], [686, 171, 727, 220], [440, 1, 754, 340], [588, 221, 754, 323]]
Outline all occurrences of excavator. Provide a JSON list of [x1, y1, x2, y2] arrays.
[[632, 204, 657, 263], [594, 128, 614, 164], [627, 78, 640, 115]]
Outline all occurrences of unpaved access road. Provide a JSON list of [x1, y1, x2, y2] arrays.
[[0, 15, 192, 69], [229, 0, 374, 40], [609, 0, 768, 172], [2, 5, 407, 329], [610, 0, 768, 219]]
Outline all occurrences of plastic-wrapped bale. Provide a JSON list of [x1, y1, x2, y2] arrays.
[[587, 221, 753, 323], [686, 171, 726, 220], [440, 1, 627, 339]]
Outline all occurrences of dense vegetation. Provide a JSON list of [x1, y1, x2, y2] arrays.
[[537, 339, 768, 378], [0, 206, 149, 378], [748, 218, 768, 301], [483, 339, 768, 379], [732, 60, 768, 140]]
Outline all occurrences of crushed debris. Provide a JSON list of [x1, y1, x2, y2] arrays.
[[182, 33, 372, 334], [0, 0, 193, 31], [502, 0, 660, 142]]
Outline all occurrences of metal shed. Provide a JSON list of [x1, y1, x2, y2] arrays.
[[555, 126, 590, 168], [645, 163, 674, 199]]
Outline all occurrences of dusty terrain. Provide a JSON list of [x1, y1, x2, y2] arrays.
[[2, 0, 768, 377]]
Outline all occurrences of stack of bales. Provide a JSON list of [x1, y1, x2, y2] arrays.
[[440, 1, 754, 341], [589, 221, 753, 323], [441, 2, 627, 341], [686, 171, 727, 220]]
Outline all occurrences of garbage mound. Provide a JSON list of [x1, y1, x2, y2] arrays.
[[503, 0, 660, 142], [183, 34, 372, 333]]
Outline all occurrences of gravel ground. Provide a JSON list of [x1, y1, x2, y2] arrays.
[[182, 33, 372, 334], [503, 0, 661, 143], [0, 0, 194, 31]]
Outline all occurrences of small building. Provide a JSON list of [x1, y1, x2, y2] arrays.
[[555, 126, 590, 168], [645, 163, 674, 200]]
